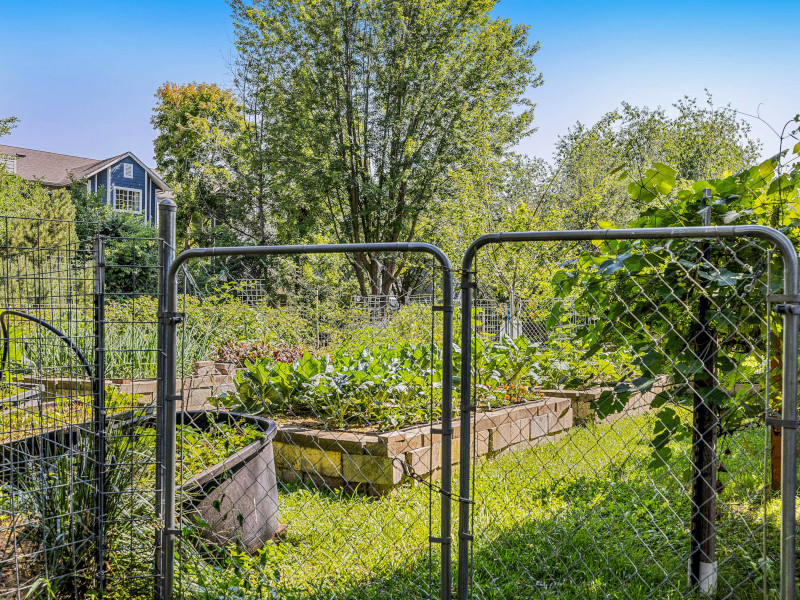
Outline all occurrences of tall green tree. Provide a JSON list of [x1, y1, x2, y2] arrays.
[[229, 0, 542, 295], [549, 95, 761, 229], [152, 82, 253, 248]]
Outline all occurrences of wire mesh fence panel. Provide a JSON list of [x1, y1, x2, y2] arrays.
[[458, 230, 795, 600], [164, 247, 454, 600], [349, 294, 434, 328], [100, 235, 162, 599], [0, 216, 98, 599]]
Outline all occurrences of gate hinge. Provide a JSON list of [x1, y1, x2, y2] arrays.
[[768, 294, 800, 315], [429, 536, 452, 545], [158, 311, 185, 325], [765, 417, 798, 430], [432, 305, 454, 314], [772, 304, 800, 316]]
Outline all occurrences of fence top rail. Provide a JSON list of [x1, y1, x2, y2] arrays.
[[167, 241, 453, 285], [461, 225, 799, 294]]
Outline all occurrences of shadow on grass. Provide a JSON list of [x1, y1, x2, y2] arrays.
[[175, 419, 782, 600], [176, 478, 448, 600], [466, 452, 781, 600]]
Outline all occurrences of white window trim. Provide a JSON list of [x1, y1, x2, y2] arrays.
[[123, 163, 133, 178], [113, 186, 143, 214]]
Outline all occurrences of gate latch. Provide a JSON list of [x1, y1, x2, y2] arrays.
[[773, 304, 800, 316]]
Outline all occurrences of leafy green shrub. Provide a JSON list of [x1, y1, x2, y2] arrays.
[[548, 156, 800, 463], [7, 422, 155, 599], [177, 419, 265, 479], [216, 335, 635, 430]]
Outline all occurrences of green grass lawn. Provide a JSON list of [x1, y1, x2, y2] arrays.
[[176, 412, 782, 600]]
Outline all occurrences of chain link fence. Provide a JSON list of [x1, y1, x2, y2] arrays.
[[457, 227, 798, 600], [1, 206, 797, 600]]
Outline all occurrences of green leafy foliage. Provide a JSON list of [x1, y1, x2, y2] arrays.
[[177, 420, 265, 479], [549, 150, 800, 464], [219, 334, 634, 430], [459, 335, 634, 410], [70, 182, 159, 295], [548, 95, 761, 230], [217, 343, 443, 430]]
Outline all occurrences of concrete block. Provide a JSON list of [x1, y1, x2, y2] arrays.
[[273, 441, 302, 473], [215, 363, 236, 376], [342, 454, 403, 486], [194, 361, 215, 377], [473, 430, 491, 456], [491, 419, 529, 453], [279, 428, 374, 455], [529, 413, 555, 439], [378, 428, 428, 453], [405, 443, 439, 477], [297, 447, 342, 478]]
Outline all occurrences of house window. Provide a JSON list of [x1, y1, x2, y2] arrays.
[[114, 187, 142, 213], [123, 163, 133, 178], [0, 155, 16, 174]]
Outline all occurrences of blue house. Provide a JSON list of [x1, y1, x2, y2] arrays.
[[0, 144, 171, 224]]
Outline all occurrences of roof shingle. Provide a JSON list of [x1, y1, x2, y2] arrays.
[[0, 144, 101, 185]]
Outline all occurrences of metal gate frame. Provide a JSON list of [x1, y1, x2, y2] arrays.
[[456, 225, 799, 600], [155, 198, 455, 600]]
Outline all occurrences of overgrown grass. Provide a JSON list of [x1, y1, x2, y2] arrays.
[[176, 412, 781, 599]]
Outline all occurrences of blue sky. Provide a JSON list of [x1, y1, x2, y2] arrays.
[[0, 0, 797, 165]]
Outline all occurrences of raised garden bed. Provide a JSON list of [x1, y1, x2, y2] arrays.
[[178, 411, 283, 551], [272, 378, 668, 495], [0, 403, 283, 552], [0, 384, 43, 408]]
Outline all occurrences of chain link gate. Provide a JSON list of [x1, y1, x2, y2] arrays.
[[156, 200, 456, 600], [456, 226, 798, 600]]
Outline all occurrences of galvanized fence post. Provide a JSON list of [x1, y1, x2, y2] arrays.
[[777, 253, 798, 600], [457, 262, 474, 600], [156, 196, 177, 600], [93, 235, 107, 595], [438, 261, 454, 600]]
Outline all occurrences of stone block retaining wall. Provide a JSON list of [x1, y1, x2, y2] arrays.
[[272, 377, 668, 494], [21, 360, 236, 411]]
